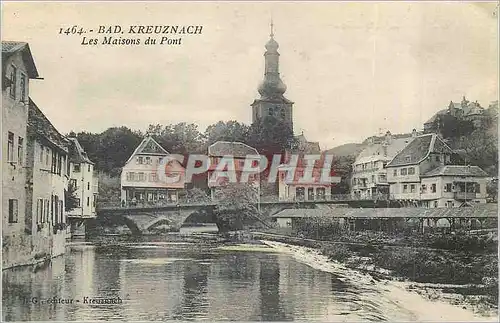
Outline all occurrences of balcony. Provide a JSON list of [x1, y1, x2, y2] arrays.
[[454, 192, 477, 201]]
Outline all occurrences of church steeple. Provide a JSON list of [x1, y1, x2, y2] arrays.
[[258, 21, 287, 99], [251, 21, 294, 131]]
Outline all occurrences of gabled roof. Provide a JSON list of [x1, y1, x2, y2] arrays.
[[386, 133, 454, 167], [2, 41, 39, 78], [27, 99, 67, 152], [125, 136, 169, 164], [208, 141, 259, 157], [356, 135, 414, 162], [67, 137, 93, 164], [421, 165, 489, 178]]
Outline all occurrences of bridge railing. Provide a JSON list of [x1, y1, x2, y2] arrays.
[[97, 193, 391, 209]]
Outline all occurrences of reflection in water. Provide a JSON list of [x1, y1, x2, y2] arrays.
[[3, 240, 392, 321]]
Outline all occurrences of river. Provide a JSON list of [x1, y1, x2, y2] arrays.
[[2, 236, 496, 322]]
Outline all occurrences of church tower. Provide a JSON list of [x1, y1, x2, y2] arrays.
[[251, 22, 294, 131]]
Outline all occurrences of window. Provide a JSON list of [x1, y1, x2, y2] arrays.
[[87, 197, 90, 207], [76, 198, 81, 207], [434, 201, 438, 208], [87, 182, 90, 190], [7, 132, 14, 161], [401, 168, 407, 176], [70, 179, 77, 188], [45, 147, 50, 165], [408, 167, 415, 175], [268, 107, 274, 116], [37, 199, 43, 224], [431, 184, 436, 193], [149, 173, 158, 182], [20, 73, 26, 102], [371, 175, 375, 183], [138, 172, 145, 181], [405, 155, 411, 163], [44, 200, 49, 223], [393, 169, 397, 177], [475, 183, 481, 193], [74, 164, 80, 172], [59, 201, 63, 224], [410, 184, 416, 193], [446, 201, 453, 208], [435, 155, 440, 162], [421, 184, 427, 193], [137, 156, 143, 164], [88, 164, 91, 172], [39, 145, 44, 163], [444, 183, 452, 192], [403, 184, 408, 193], [145, 157, 151, 164], [9, 65, 17, 99], [8, 199, 18, 223], [93, 194, 97, 207]]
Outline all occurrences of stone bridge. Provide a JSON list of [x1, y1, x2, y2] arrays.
[[94, 197, 493, 235], [94, 204, 217, 235]]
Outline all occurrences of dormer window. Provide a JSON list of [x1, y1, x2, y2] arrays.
[[405, 155, 411, 163]]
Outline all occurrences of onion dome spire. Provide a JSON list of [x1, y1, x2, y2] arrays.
[[258, 20, 287, 98]]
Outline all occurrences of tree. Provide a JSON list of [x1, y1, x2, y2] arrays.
[[65, 183, 80, 212], [204, 120, 250, 146], [185, 187, 211, 203], [247, 116, 295, 156], [331, 155, 355, 194], [456, 129, 498, 176], [95, 127, 143, 176], [147, 122, 205, 154], [213, 184, 261, 232]]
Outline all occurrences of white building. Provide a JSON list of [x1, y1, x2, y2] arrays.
[[351, 130, 418, 199], [2, 41, 42, 268], [67, 137, 97, 218], [121, 136, 186, 205], [386, 133, 489, 207], [26, 99, 68, 258]]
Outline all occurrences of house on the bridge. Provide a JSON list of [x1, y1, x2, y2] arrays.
[[277, 157, 335, 202], [2, 41, 53, 269], [386, 133, 489, 207], [121, 136, 186, 206], [25, 99, 68, 259], [207, 141, 260, 201], [351, 130, 419, 200], [67, 137, 98, 219]]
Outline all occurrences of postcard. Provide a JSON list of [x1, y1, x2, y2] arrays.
[[2, 1, 498, 322]]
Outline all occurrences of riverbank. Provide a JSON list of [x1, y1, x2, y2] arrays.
[[261, 240, 498, 322]]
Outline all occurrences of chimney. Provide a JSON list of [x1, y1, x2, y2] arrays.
[[412, 129, 417, 138]]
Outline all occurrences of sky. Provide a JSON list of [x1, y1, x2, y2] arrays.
[[2, 1, 498, 149]]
